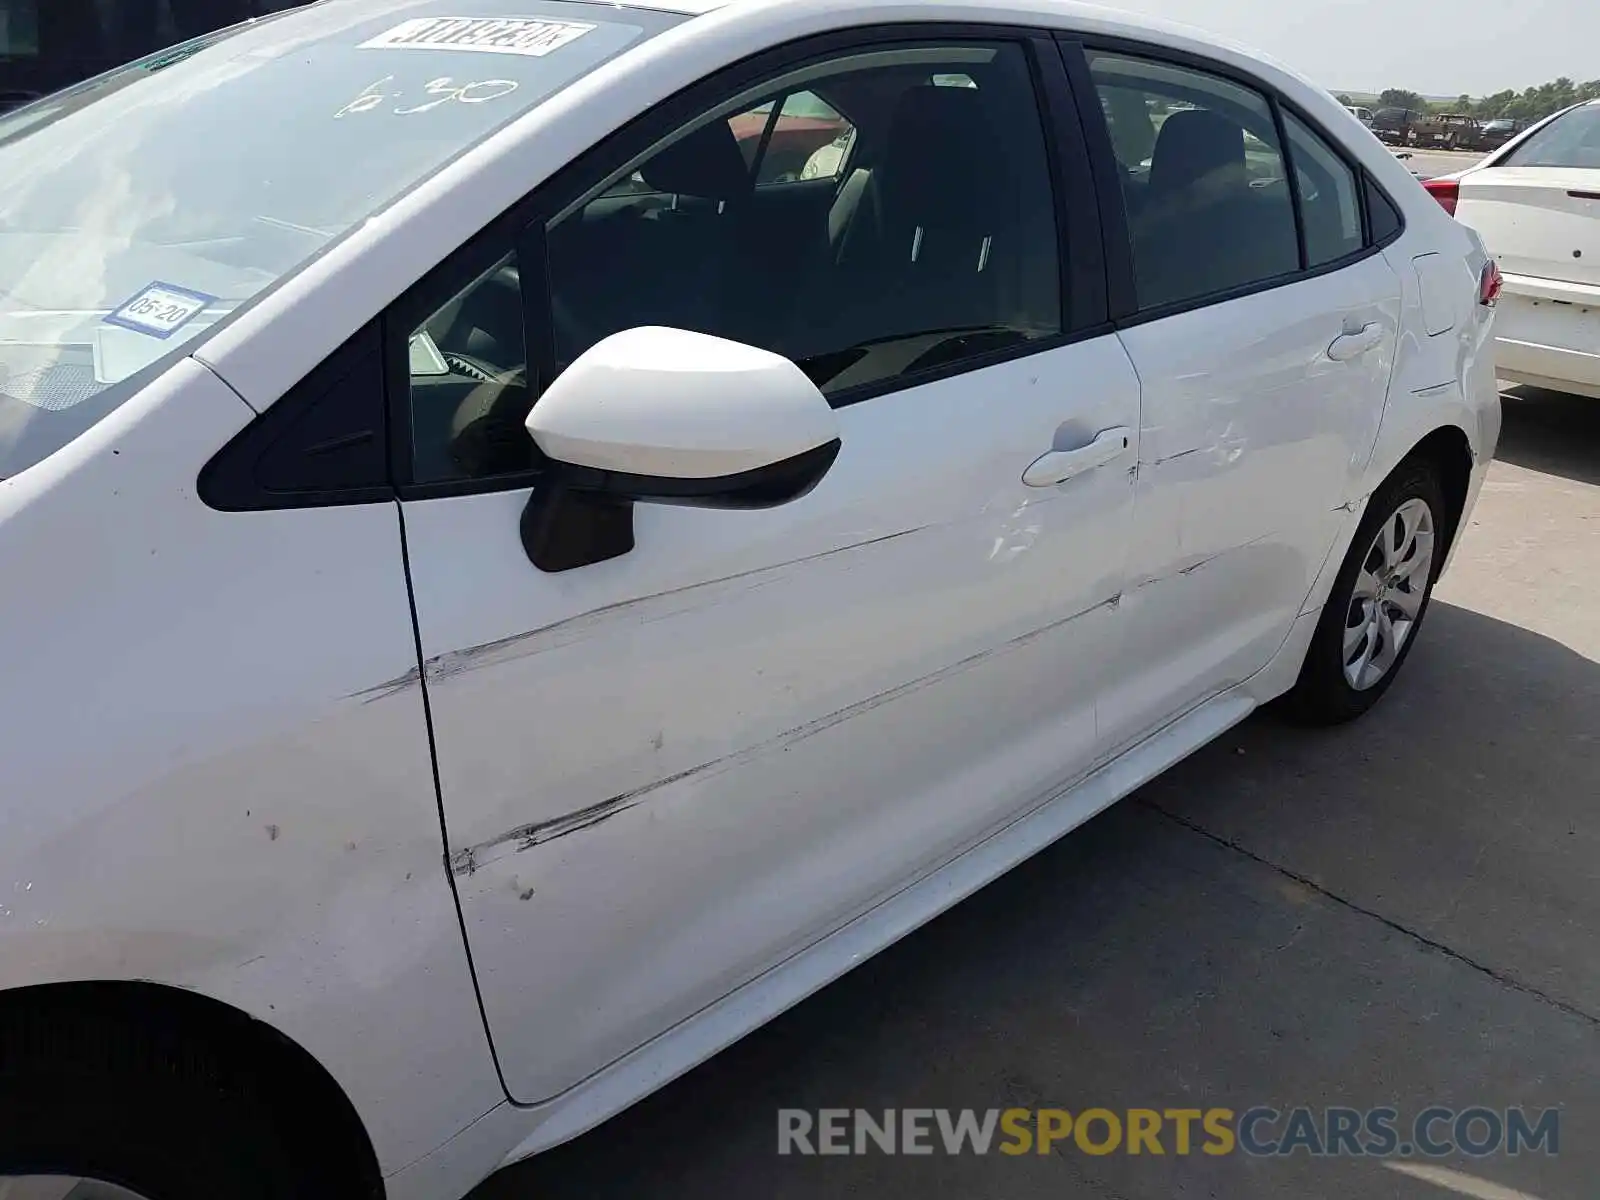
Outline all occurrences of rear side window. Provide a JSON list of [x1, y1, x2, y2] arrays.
[[1503, 104, 1600, 169], [1086, 52, 1300, 310], [1283, 112, 1362, 266]]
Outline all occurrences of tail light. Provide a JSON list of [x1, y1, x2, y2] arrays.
[[1479, 260, 1503, 307], [1423, 177, 1459, 216]]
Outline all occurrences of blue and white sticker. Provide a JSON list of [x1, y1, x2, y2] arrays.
[[104, 281, 216, 340], [358, 17, 595, 58]]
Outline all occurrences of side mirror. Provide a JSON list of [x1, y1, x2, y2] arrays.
[[521, 327, 841, 572]]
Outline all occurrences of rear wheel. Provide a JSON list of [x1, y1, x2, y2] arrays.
[[1286, 461, 1448, 724]]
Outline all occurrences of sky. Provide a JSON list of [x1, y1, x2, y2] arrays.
[[1104, 0, 1600, 97]]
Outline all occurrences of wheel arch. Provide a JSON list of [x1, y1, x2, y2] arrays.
[[1305, 420, 1476, 621], [1398, 423, 1474, 554], [0, 979, 385, 1196]]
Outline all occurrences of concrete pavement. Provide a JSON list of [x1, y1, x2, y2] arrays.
[[1390, 146, 1485, 180], [474, 385, 1600, 1200]]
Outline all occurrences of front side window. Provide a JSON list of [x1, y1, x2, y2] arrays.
[[1088, 52, 1300, 310], [550, 42, 1060, 388], [1503, 103, 1600, 169], [1284, 112, 1362, 267], [407, 40, 1064, 484], [548, 41, 1060, 394], [0, 0, 683, 481], [408, 40, 1063, 484]]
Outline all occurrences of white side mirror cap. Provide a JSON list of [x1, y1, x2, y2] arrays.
[[527, 326, 839, 481]]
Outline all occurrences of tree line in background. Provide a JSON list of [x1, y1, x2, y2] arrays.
[[1337, 80, 1600, 123]]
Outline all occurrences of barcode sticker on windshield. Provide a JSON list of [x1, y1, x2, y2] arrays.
[[359, 17, 596, 58], [104, 282, 216, 340]]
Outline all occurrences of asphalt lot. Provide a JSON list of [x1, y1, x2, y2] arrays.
[[1391, 145, 1485, 180], [474, 384, 1599, 1200]]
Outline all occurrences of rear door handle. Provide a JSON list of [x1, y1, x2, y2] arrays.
[[1022, 426, 1131, 488], [1328, 322, 1384, 361]]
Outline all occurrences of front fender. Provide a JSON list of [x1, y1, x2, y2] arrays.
[[0, 358, 504, 1177]]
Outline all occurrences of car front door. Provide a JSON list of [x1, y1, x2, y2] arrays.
[[1069, 45, 1402, 754], [397, 31, 1141, 1104]]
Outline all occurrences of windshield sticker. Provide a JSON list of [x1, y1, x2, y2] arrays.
[[358, 17, 596, 59], [335, 74, 520, 119], [104, 282, 217, 340]]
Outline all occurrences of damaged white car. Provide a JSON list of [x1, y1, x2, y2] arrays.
[[0, 0, 1498, 1196]]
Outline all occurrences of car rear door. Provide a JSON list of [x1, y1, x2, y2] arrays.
[[1067, 43, 1402, 754], [398, 30, 1140, 1105]]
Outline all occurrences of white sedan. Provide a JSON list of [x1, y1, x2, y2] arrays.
[[1426, 99, 1600, 397], [0, 0, 1499, 1196]]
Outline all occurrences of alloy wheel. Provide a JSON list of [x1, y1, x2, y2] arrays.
[[1342, 497, 1435, 691]]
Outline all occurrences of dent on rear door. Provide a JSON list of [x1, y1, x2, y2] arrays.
[[1100, 256, 1401, 751]]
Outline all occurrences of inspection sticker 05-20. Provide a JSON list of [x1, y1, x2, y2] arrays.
[[358, 17, 596, 58], [104, 282, 217, 340]]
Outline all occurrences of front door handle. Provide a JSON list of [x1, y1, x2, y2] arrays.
[[1022, 426, 1131, 488], [1328, 322, 1384, 362]]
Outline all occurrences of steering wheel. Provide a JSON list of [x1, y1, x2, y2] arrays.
[[444, 351, 517, 384], [442, 354, 536, 479]]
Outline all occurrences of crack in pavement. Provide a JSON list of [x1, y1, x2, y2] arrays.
[[1139, 799, 1600, 1030]]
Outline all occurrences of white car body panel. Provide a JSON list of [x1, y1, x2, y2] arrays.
[[1101, 254, 1402, 755], [0, 0, 1502, 1193], [0, 360, 503, 1172], [406, 336, 1140, 1102]]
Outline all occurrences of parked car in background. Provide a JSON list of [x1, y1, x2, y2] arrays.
[[0, 0, 1501, 1196], [0, 0, 307, 111], [1431, 113, 1485, 150], [1426, 99, 1600, 398], [729, 90, 852, 182], [1373, 105, 1427, 145], [1477, 117, 1528, 151], [1345, 103, 1376, 127]]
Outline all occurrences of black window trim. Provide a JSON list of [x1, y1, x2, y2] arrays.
[[385, 21, 1106, 501], [1059, 34, 1407, 330]]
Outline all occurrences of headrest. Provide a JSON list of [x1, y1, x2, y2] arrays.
[[1147, 108, 1246, 197], [878, 85, 1004, 229], [638, 118, 752, 201]]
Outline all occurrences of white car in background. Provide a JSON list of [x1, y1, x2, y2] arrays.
[[1426, 99, 1600, 397], [0, 0, 1499, 1197]]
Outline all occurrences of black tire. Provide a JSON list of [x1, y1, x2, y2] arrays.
[[1284, 460, 1450, 725], [0, 995, 369, 1200]]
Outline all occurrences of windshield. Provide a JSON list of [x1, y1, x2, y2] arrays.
[[1503, 103, 1600, 169], [0, 0, 682, 480]]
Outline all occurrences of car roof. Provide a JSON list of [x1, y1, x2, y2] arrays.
[[601, 0, 1273, 57]]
